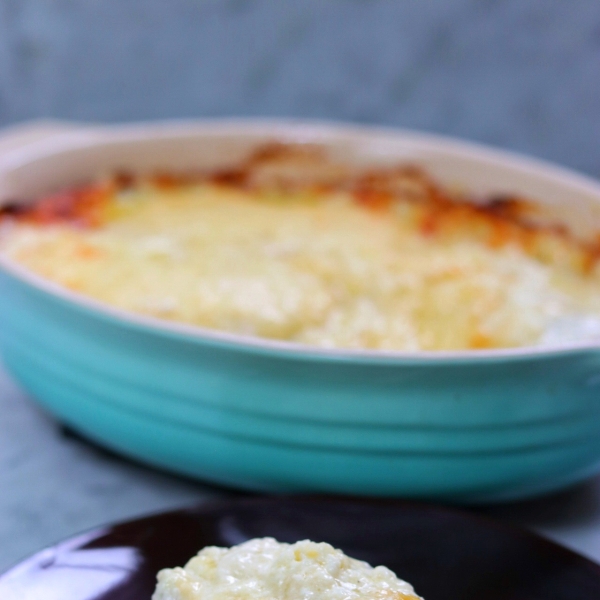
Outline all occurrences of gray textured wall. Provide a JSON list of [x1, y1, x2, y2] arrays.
[[0, 0, 599, 175]]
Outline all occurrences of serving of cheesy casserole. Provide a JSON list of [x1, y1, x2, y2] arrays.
[[152, 537, 421, 600], [2, 143, 600, 351]]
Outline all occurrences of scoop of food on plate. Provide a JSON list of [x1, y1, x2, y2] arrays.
[[152, 537, 422, 600]]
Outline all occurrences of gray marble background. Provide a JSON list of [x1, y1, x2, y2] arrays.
[[2, 0, 600, 574], [1, 0, 600, 176]]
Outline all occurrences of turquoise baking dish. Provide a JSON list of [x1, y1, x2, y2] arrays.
[[1, 119, 600, 503]]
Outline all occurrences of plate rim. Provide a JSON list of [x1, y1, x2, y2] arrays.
[[2, 494, 600, 581]]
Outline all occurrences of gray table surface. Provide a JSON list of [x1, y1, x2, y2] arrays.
[[2, 358, 600, 573]]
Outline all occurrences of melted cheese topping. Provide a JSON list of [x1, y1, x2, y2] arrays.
[[3, 147, 600, 351], [152, 538, 421, 600]]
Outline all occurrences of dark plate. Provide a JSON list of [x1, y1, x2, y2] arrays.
[[1, 496, 600, 600]]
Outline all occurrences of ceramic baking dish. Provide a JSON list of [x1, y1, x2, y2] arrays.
[[1, 119, 599, 502]]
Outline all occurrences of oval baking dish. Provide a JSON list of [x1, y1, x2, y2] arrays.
[[1, 119, 600, 503]]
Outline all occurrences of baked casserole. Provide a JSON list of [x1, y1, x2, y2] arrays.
[[2, 143, 600, 351], [152, 537, 421, 600]]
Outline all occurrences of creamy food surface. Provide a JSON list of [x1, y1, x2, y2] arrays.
[[2, 143, 600, 351], [152, 537, 421, 600]]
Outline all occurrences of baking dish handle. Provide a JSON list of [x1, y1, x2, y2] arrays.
[[0, 120, 88, 155]]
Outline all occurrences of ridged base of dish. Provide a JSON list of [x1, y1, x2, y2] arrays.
[[5, 351, 600, 503]]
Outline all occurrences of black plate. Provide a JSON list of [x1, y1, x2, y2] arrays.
[[1, 496, 600, 600]]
